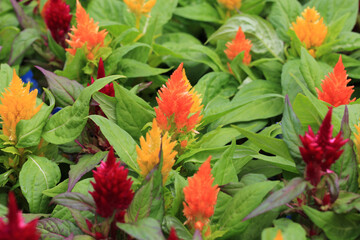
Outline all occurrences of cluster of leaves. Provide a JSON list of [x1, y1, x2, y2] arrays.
[[0, 0, 360, 239]]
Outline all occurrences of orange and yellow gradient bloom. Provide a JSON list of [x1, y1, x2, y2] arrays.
[[316, 55, 355, 107], [224, 27, 252, 65], [123, 0, 157, 29], [66, 0, 108, 60], [0, 70, 43, 142], [155, 63, 203, 134], [136, 119, 177, 184], [274, 230, 283, 240], [291, 7, 327, 57], [183, 156, 219, 234], [217, 0, 241, 11]]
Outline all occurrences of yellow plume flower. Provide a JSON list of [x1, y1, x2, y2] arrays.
[[291, 7, 327, 57], [354, 122, 360, 161], [136, 119, 177, 183], [0, 70, 43, 142], [123, 0, 157, 28], [217, 0, 241, 10]]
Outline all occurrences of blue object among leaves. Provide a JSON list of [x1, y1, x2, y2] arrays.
[[21, 69, 41, 94]]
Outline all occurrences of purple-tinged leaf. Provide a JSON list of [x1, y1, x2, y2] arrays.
[[192, 229, 202, 240], [326, 173, 340, 204], [68, 151, 107, 192], [51, 192, 96, 212], [36, 66, 84, 107], [37, 217, 82, 239], [68, 209, 92, 235], [244, 177, 307, 221], [10, 0, 39, 29], [117, 218, 165, 240]]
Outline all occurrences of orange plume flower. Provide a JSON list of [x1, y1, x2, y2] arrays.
[[123, 0, 157, 28], [155, 63, 203, 134], [0, 70, 43, 142], [217, 0, 241, 10], [224, 27, 252, 65], [66, 0, 108, 60], [274, 230, 283, 240], [354, 121, 360, 161], [136, 119, 177, 183], [291, 7, 327, 57], [316, 55, 355, 107], [183, 156, 219, 232]]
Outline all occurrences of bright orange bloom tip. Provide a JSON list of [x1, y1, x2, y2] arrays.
[[183, 156, 219, 232], [274, 230, 283, 240], [291, 7, 327, 56], [224, 26, 252, 65], [155, 63, 203, 133], [217, 0, 241, 10], [65, 0, 108, 60], [136, 119, 177, 184], [0, 70, 43, 141], [316, 55, 355, 107]]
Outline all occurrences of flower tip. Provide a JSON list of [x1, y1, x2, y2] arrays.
[[97, 58, 105, 79]]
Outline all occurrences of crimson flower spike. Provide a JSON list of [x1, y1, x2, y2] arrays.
[[299, 108, 348, 186], [90, 147, 134, 221], [90, 58, 115, 97], [0, 192, 40, 240]]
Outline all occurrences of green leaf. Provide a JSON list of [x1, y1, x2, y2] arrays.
[[37, 218, 83, 239], [127, 178, 152, 222], [55, 48, 87, 81], [89, 115, 139, 173], [213, 140, 238, 185], [16, 89, 55, 148], [331, 32, 360, 52], [220, 173, 267, 197], [0, 169, 14, 187], [51, 192, 96, 212], [241, 0, 266, 15], [162, 215, 192, 240], [37, 66, 84, 107], [219, 181, 279, 238], [261, 218, 306, 240], [118, 59, 171, 78], [42, 75, 124, 144], [174, 3, 221, 23], [303, 205, 360, 240], [19, 155, 61, 213], [8, 28, 40, 65], [300, 47, 322, 95], [114, 84, 155, 140], [333, 191, 360, 214], [68, 151, 107, 192], [245, 178, 306, 220], [169, 171, 187, 216], [117, 218, 165, 240], [0, 27, 20, 62], [42, 179, 69, 198], [0, 64, 13, 94], [208, 13, 284, 60], [92, 92, 117, 123], [251, 154, 297, 173], [47, 30, 65, 61]]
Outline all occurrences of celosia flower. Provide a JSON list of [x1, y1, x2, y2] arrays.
[[66, 0, 108, 60], [291, 7, 327, 57], [274, 230, 283, 240], [42, 0, 72, 48], [155, 63, 203, 134], [224, 27, 252, 65], [167, 227, 179, 240], [90, 147, 134, 219], [217, 0, 241, 10], [123, 0, 157, 28], [90, 58, 114, 97], [0, 192, 40, 240], [299, 108, 348, 186], [0, 70, 43, 142], [183, 156, 219, 232], [316, 55, 355, 107], [136, 119, 177, 183]]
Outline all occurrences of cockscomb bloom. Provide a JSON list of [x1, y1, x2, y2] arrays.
[[183, 156, 219, 233], [316, 55, 355, 107], [224, 27, 252, 65], [217, 0, 241, 11], [136, 119, 177, 184], [0, 70, 43, 142], [274, 230, 283, 240], [90, 147, 134, 220], [155, 63, 203, 134], [91, 58, 115, 97], [291, 7, 327, 57], [299, 108, 348, 186], [123, 0, 157, 28], [42, 0, 72, 48], [66, 0, 108, 60], [0, 192, 40, 240]]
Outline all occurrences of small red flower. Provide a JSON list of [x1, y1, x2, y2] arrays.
[[0, 192, 40, 240], [90, 147, 134, 219], [167, 227, 179, 240], [299, 108, 348, 186], [42, 0, 72, 48], [90, 58, 115, 97], [224, 27, 252, 65], [316, 55, 355, 107]]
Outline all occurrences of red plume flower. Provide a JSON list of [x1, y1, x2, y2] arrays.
[[90, 147, 134, 220], [299, 108, 348, 186], [0, 192, 40, 240], [316, 55, 355, 107], [183, 156, 219, 233], [167, 227, 179, 240], [224, 26, 252, 65], [42, 0, 72, 48], [90, 58, 115, 97]]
